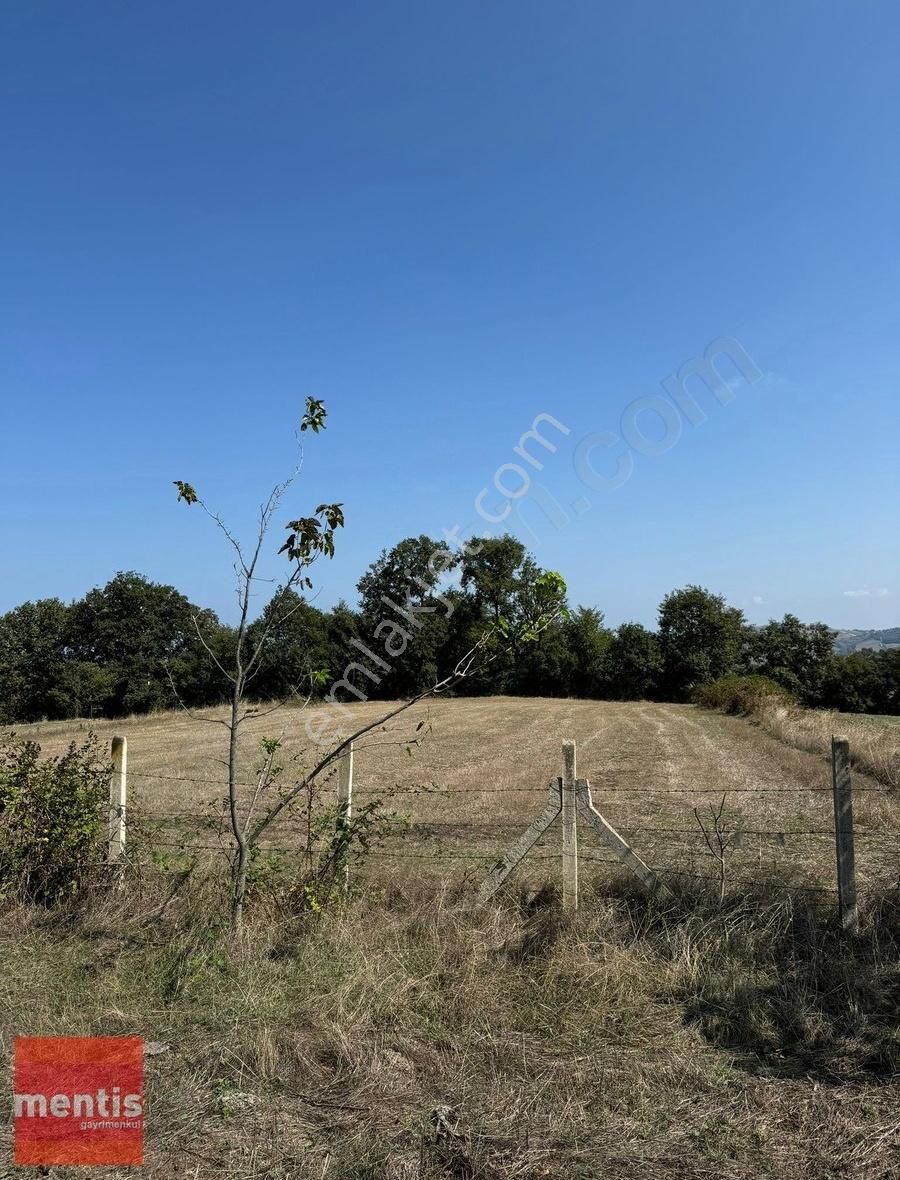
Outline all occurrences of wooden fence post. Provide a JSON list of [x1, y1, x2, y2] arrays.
[[337, 741, 354, 888], [831, 737, 858, 934], [561, 740, 578, 912], [109, 736, 127, 883]]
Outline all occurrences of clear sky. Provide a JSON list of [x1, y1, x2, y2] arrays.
[[2, 1, 898, 630]]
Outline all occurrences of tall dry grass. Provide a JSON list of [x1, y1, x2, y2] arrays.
[[757, 700, 900, 790], [2, 869, 900, 1178]]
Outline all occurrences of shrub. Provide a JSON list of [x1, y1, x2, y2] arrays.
[[0, 733, 110, 903], [693, 674, 795, 715]]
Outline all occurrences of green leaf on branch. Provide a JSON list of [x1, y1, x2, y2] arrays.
[[534, 569, 567, 604], [280, 503, 345, 564], [173, 481, 199, 505], [300, 397, 328, 433]]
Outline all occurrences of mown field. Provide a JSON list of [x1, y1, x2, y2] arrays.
[[19, 696, 900, 893], [2, 699, 900, 1179]]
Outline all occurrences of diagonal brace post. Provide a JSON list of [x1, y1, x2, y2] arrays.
[[478, 781, 561, 902], [576, 779, 672, 900]]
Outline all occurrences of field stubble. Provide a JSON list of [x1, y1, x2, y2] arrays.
[[22, 696, 900, 896]]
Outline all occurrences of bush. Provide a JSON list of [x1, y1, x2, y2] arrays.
[[693, 674, 795, 715], [0, 733, 110, 903]]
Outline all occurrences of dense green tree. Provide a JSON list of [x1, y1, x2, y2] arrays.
[[879, 650, 900, 714], [356, 536, 453, 698], [747, 614, 836, 703], [0, 599, 70, 722], [357, 535, 451, 615], [513, 618, 574, 697], [165, 619, 236, 709], [66, 571, 218, 715], [46, 660, 117, 720], [820, 652, 882, 714], [434, 590, 490, 696], [606, 622, 662, 700], [455, 535, 569, 694], [325, 599, 362, 661], [658, 586, 745, 700], [1, 555, 897, 721], [247, 589, 331, 701], [820, 649, 900, 715], [563, 607, 612, 698], [457, 535, 528, 627]]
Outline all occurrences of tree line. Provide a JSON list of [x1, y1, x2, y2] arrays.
[[1, 533, 898, 723]]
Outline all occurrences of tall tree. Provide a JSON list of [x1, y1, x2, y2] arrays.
[[748, 613, 836, 703], [66, 571, 217, 716], [247, 588, 331, 701], [0, 599, 70, 722], [657, 586, 744, 699], [356, 535, 453, 698], [562, 607, 612, 698], [458, 535, 527, 626], [456, 535, 569, 694], [174, 396, 345, 927], [606, 622, 662, 700]]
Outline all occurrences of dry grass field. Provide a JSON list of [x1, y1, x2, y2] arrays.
[[3, 699, 900, 1179], [20, 696, 900, 895], [757, 701, 900, 791]]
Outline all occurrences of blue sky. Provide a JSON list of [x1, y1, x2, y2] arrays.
[[2, 1, 898, 630]]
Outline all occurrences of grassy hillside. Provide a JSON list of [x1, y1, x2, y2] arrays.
[[3, 700, 900, 1177], [833, 628, 900, 655], [717, 696, 900, 791]]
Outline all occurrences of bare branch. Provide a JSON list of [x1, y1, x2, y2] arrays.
[[240, 685, 314, 726], [242, 742, 280, 835], [190, 611, 235, 685], [245, 626, 505, 845], [163, 662, 232, 729], [242, 564, 311, 684], [194, 497, 251, 580], [693, 794, 732, 904]]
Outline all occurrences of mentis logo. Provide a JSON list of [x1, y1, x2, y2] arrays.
[[14, 1036, 145, 1165]]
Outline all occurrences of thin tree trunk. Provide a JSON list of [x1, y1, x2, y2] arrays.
[[228, 679, 249, 929]]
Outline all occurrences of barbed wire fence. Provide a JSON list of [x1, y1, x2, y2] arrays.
[[104, 731, 900, 927]]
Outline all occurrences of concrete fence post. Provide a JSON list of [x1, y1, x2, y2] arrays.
[[337, 741, 354, 888], [109, 736, 127, 883], [561, 740, 578, 912], [831, 737, 858, 934]]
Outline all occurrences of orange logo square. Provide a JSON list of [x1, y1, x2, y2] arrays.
[[14, 1036, 144, 1165]]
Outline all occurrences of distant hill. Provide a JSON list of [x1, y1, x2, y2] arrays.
[[833, 628, 900, 655]]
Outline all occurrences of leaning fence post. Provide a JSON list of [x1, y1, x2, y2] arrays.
[[337, 741, 354, 889], [831, 737, 858, 934], [561, 740, 578, 912], [109, 736, 127, 884]]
